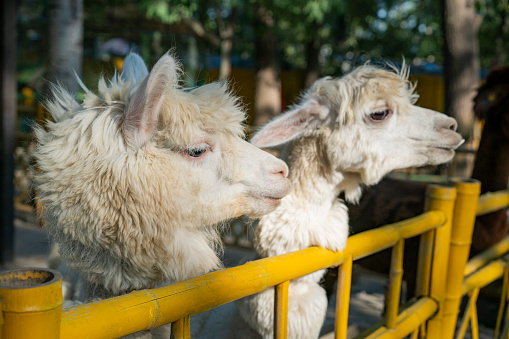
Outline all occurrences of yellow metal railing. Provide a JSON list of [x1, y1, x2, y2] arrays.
[[442, 180, 482, 338], [476, 189, 509, 216], [0, 210, 444, 339], [0, 268, 63, 338], [457, 189, 509, 339], [6, 179, 509, 339]]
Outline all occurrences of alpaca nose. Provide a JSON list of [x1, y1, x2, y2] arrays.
[[437, 116, 458, 132], [447, 118, 458, 131]]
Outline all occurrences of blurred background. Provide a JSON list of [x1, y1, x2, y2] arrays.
[[1, 0, 509, 265]]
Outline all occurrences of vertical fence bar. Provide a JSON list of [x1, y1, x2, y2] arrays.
[[442, 179, 481, 338], [470, 297, 479, 339], [415, 228, 434, 339], [415, 185, 453, 339], [495, 267, 509, 339], [171, 315, 190, 339], [416, 232, 434, 298], [0, 268, 63, 339], [335, 256, 353, 339], [456, 288, 480, 339], [274, 280, 290, 339], [386, 239, 405, 329], [503, 297, 509, 339], [0, 297, 3, 339], [423, 185, 457, 338]]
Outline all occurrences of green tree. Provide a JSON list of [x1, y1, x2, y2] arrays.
[[343, 0, 442, 65], [142, 0, 240, 80], [253, 0, 280, 126], [276, 0, 350, 87], [442, 0, 481, 139], [477, 0, 509, 68], [49, 0, 84, 93]]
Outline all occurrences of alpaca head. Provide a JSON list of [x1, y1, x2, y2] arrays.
[[252, 64, 463, 197], [474, 66, 509, 139], [35, 53, 291, 290]]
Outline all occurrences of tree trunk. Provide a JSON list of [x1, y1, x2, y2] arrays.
[[219, 37, 233, 80], [253, 3, 281, 126], [185, 36, 199, 87], [441, 0, 481, 140], [217, 8, 236, 80], [49, 0, 83, 93], [183, 8, 235, 81], [304, 38, 321, 89], [1, 0, 16, 264]]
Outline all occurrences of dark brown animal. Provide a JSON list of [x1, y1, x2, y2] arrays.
[[470, 67, 509, 254]]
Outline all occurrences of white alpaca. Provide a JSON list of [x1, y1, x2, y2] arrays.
[[234, 64, 464, 339], [34, 52, 290, 337]]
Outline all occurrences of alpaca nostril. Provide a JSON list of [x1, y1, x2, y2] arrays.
[[439, 117, 458, 132], [449, 119, 458, 131], [273, 163, 289, 178]]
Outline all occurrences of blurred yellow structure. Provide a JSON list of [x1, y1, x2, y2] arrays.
[[3, 178, 509, 338], [206, 69, 444, 123]]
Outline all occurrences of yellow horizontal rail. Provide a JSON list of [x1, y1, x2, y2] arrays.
[[346, 211, 446, 261], [60, 210, 446, 339], [476, 189, 509, 216], [362, 297, 438, 339], [465, 235, 509, 276], [462, 254, 509, 295]]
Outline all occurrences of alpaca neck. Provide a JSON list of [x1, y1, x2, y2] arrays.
[[471, 121, 509, 194], [255, 136, 353, 259], [283, 136, 346, 209]]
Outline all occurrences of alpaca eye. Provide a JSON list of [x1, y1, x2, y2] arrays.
[[186, 146, 208, 158], [369, 109, 392, 121], [184, 144, 210, 158]]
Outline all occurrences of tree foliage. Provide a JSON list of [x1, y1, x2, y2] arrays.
[[79, 0, 509, 75], [477, 0, 509, 68]]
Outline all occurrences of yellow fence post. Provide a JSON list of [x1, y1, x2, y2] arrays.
[[386, 239, 405, 329], [274, 280, 290, 339], [422, 185, 457, 337], [0, 297, 4, 339], [442, 179, 480, 339], [0, 268, 63, 339], [495, 267, 509, 339], [335, 255, 353, 339], [171, 315, 190, 339], [416, 229, 434, 297], [456, 288, 480, 339]]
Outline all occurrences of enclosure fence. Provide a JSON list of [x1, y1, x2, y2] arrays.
[[456, 190, 509, 339], [2, 179, 509, 339]]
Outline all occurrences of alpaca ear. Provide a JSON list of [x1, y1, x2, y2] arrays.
[[121, 53, 149, 87], [251, 100, 330, 148], [124, 53, 179, 149]]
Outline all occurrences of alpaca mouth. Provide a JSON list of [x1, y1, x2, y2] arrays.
[[435, 139, 465, 150], [257, 195, 283, 207]]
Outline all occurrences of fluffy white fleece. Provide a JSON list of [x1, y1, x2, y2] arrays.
[[34, 52, 291, 338], [236, 64, 464, 339]]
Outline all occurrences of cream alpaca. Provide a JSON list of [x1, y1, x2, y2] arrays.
[[34, 52, 290, 310], [236, 64, 464, 339]]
